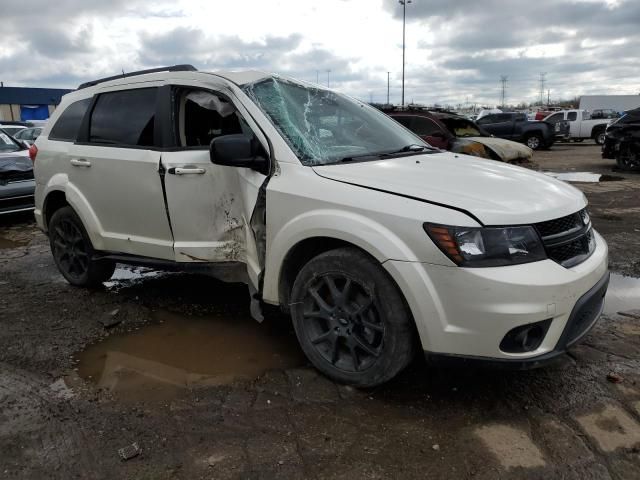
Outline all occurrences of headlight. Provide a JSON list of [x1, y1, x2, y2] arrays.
[[424, 223, 547, 267]]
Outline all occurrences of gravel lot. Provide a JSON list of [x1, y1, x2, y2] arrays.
[[1, 143, 639, 479]]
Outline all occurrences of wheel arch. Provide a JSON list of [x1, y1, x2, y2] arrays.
[[41, 180, 106, 250], [43, 189, 69, 229]]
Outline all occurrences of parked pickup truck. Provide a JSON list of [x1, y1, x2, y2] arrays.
[[542, 110, 611, 145], [476, 112, 556, 150]]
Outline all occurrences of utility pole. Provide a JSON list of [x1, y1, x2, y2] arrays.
[[387, 72, 390, 105], [399, 0, 412, 106], [316, 70, 319, 84], [500, 75, 508, 108], [547, 89, 551, 107], [326, 69, 331, 88], [539, 72, 547, 106]]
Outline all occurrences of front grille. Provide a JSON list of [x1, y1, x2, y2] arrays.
[[535, 209, 595, 268], [535, 211, 583, 238]]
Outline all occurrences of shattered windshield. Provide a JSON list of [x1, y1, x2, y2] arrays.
[[243, 77, 427, 166], [439, 118, 483, 138]]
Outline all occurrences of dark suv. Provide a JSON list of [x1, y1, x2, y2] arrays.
[[476, 112, 556, 150]]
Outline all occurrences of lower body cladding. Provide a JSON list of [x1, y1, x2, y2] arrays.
[[384, 230, 609, 365]]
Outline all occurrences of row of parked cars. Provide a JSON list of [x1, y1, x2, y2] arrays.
[[16, 65, 609, 387]]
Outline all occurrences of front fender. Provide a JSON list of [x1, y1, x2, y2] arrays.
[[41, 174, 106, 250], [262, 209, 419, 304]]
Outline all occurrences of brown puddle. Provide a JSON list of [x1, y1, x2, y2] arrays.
[[76, 311, 305, 402], [0, 235, 29, 249]]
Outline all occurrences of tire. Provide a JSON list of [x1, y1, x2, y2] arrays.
[[525, 133, 543, 150], [290, 247, 416, 387], [594, 131, 606, 145], [48, 206, 115, 287]]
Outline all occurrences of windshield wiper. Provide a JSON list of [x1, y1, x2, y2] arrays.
[[333, 144, 434, 164]]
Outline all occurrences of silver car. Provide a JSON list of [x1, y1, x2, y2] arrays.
[[0, 130, 35, 214]]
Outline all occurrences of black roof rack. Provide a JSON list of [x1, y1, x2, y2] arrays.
[[77, 64, 197, 90]]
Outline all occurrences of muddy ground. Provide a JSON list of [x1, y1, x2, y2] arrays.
[[1, 143, 639, 479]]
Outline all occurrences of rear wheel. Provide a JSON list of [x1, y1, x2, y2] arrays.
[[525, 133, 542, 150], [49, 206, 115, 287], [290, 248, 416, 387]]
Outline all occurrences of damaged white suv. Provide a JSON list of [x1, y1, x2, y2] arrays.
[[33, 65, 609, 387]]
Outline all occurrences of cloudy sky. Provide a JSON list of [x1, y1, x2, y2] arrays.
[[1, 0, 638, 106]]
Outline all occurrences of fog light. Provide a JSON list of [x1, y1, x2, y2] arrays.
[[500, 319, 552, 353]]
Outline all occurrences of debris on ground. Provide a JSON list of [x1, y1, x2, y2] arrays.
[[606, 372, 624, 384], [118, 442, 141, 461], [99, 309, 121, 328]]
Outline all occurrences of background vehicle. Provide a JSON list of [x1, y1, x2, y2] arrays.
[[0, 130, 34, 214], [34, 66, 608, 387], [542, 109, 610, 144], [382, 107, 532, 162], [13, 127, 42, 146], [602, 107, 640, 170], [476, 112, 556, 150], [0, 124, 27, 137]]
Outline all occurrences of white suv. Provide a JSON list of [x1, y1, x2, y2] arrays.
[[33, 65, 609, 386]]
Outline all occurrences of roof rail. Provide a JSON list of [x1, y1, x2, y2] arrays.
[[77, 64, 198, 90]]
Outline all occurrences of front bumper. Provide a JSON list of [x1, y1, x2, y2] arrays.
[[383, 230, 609, 361], [425, 270, 609, 369]]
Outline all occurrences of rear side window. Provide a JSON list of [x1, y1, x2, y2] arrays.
[[567, 111, 578, 121], [89, 88, 157, 147], [393, 115, 413, 128], [411, 117, 443, 136], [49, 98, 91, 142]]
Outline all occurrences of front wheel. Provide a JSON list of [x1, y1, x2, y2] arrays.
[[594, 131, 606, 145], [49, 206, 115, 287], [525, 134, 543, 150], [290, 248, 416, 387]]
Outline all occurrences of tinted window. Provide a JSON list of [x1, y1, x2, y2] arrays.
[[393, 115, 413, 128], [411, 117, 443, 136], [89, 88, 157, 146], [49, 98, 91, 142], [545, 113, 564, 124], [567, 111, 578, 121], [477, 115, 495, 125]]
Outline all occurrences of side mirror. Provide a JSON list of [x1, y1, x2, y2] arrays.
[[209, 134, 266, 169]]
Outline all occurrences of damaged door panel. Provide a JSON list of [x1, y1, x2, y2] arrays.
[[159, 85, 268, 288]]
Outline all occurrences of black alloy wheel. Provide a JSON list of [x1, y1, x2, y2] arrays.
[[48, 206, 115, 287], [302, 273, 384, 373], [290, 247, 415, 387]]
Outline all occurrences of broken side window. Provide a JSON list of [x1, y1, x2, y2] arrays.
[[176, 89, 248, 147]]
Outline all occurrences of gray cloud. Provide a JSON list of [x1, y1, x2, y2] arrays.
[[0, 0, 638, 106]]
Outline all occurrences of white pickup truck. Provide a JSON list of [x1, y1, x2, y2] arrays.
[[543, 109, 611, 144]]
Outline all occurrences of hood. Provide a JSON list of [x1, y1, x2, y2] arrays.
[[465, 137, 533, 162], [312, 152, 586, 226]]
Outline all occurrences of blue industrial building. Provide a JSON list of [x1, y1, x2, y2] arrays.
[[0, 86, 73, 122]]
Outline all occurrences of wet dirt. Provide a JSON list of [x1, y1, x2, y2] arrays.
[[75, 310, 305, 402], [605, 273, 640, 315]]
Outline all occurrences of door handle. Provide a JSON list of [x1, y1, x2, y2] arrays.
[[70, 158, 91, 167], [168, 167, 206, 175]]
